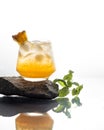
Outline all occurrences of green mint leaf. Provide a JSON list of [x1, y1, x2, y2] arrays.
[[66, 80, 72, 87], [63, 70, 73, 81], [63, 109, 71, 118], [54, 98, 71, 118], [57, 98, 71, 108], [72, 88, 77, 95], [65, 100, 71, 109], [71, 96, 82, 106], [72, 82, 79, 86], [76, 85, 83, 94], [59, 87, 69, 97], [56, 97, 69, 103], [72, 85, 83, 96], [53, 79, 67, 87], [53, 104, 65, 113]]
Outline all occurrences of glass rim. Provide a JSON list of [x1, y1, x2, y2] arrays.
[[31, 40, 51, 44]]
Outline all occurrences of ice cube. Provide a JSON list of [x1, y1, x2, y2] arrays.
[[18, 41, 31, 56], [40, 42, 51, 52], [35, 54, 44, 62], [18, 40, 52, 59], [21, 41, 32, 51]]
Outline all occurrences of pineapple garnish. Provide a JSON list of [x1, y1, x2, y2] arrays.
[[12, 30, 28, 44]]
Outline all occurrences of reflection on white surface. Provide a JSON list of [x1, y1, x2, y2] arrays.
[[51, 78, 104, 130], [0, 78, 104, 130], [15, 113, 54, 130]]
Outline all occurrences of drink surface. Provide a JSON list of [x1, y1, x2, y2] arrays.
[[16, 41, 56, 79]]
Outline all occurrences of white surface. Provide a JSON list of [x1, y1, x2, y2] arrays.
[[49, 78, 104, 130], [0, 0, 104, 78], [0, 78, 104, 130]]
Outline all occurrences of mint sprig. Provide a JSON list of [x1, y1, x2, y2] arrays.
[[53, 70, 83, 118], [53, 98, 71, 118], [53, 70, 83, 97]]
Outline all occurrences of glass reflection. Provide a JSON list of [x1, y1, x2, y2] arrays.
[[0, 95, 82, 130], [0, 96, 82, 118], [16, 113, 53, 130], [0, 96, 58, 117], [53, 96, 82, 118]]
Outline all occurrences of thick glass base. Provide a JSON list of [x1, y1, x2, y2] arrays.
[[23, 77, 48, 82]]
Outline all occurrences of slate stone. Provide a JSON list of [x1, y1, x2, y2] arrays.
[[0, 77, 59, 99]]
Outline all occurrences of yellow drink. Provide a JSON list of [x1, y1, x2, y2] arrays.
[[16, 41, 56, 81]]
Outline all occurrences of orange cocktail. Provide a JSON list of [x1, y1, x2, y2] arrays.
[[12, 31, 56, 81], [16, 41, 55, 81]]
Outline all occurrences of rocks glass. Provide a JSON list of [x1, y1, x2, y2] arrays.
[[16, 40, 56, 81]]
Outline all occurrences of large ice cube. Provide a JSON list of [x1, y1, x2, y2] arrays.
[[39, 41, 51, 52], [19, 41, 42, 57]]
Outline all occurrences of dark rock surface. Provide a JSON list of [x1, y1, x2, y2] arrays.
[[0, 77, 59, 99]]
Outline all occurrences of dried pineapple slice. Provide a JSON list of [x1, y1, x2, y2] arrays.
[[12, 30, 28, 44]]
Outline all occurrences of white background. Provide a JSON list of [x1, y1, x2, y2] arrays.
[[0, 1, 104, 130], [0, 0, 104, 78]]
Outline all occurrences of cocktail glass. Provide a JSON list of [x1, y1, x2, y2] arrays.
[[16, 40, 56, 81]]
